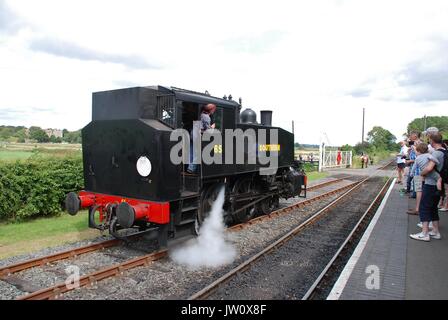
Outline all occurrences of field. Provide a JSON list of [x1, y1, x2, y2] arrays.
[[0, 150, 34, 161], [0, 142, 81, 161]]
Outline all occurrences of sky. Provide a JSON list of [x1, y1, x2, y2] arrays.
[[0, 0, 447, 145]]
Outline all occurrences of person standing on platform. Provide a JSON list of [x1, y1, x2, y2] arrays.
[[422, 133, 446, 209], [406, 131, 421, 196], [407, 137, 424, 215], [410, 138, 443, 241], [423, 127, 439, 153], [439, 139, 448, 212], [396, 141, 408, 184]]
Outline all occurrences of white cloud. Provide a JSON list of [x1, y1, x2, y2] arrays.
[[0, 0, 447, 145]]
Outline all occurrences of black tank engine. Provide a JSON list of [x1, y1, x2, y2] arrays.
[[65, 86, 306, 246]]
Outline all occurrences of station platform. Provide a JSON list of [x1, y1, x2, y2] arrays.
[[328, 179, 448, 300]]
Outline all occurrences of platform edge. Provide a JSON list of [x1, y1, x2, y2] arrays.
[[326, 178, 397, 300]]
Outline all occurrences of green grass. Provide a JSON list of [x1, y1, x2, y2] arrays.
[[306, 171, 328, 182], [0, 211, 89, 246], [0, 142, 82, 162], [0, 150, 34, 161]]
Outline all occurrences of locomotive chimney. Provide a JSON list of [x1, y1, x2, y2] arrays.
[[260, 110, 273, 126]]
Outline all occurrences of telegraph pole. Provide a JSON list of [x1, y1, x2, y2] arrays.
[[361, 108, 365, 144], [292, 120, 295, 134], [423, 114, 427, 131]]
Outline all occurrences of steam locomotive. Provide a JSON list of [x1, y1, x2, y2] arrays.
[[65, 86, 306, 246]]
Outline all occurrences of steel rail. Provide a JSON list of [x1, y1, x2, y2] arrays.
[[0, 229, 153, 279], [0, 239, 121, 279], [187, 176, 372, 300], [307, 176, 350, 191], [16, 250, 167, 300], [301, 177, 392, 300], [16, 180, 359, 300], [378, 159, 395, 170]]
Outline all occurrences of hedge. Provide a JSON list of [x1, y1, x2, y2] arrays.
[[0, 156, 84, 221]]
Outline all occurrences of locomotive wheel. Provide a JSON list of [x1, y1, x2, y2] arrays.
[[272, 195, 280, 209], [257, 194, 280, 216], [195, 183, 224, 235], [109, 216, 119, 237], [269, 195, 280, 211], [109, 216, 134, 240], [256, 197, 271, 216], [232, 177, 257, 223], [88, 205, 104, 230]]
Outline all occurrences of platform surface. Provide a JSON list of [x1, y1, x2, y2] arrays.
[[328, 180, 448, 300]]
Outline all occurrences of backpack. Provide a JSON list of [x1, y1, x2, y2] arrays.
[[436, 148, 448, 184]]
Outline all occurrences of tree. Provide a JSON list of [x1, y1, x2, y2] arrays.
[[340, 144, 353, 152], [0, 125, 26, 141], [62, 130, 82, 144], [407, 116, 448, 135], [367, 126, 396, 151], [29, 126, 49, 143], [354, 141, 371, 155], [49, 135, 62, 143], [16, 128, 27, 143]]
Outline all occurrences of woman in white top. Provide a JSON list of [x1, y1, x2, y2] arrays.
[[396, 140, 408, 184]]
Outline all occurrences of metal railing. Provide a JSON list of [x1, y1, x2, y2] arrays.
[[320, 150, 352, 171]]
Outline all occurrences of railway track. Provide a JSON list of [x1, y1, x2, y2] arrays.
[[0, 176, 351, 281], [306, 176, 352, 191], [187, 176, 392, 300], [12, 176, 358, 300], [0, 239, 121, 279], [0, 232, 151, 279], [301, 178, 392, 300], [379, 159, 396, 170]]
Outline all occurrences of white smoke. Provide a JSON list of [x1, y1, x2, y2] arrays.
[[170, 187, 237, 269]]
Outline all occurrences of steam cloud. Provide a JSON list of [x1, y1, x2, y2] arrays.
[[170, 187, 237, 269]]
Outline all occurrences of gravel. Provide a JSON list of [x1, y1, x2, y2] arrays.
[[0, 280, 24, 300], [0, 235, 159, 300]]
